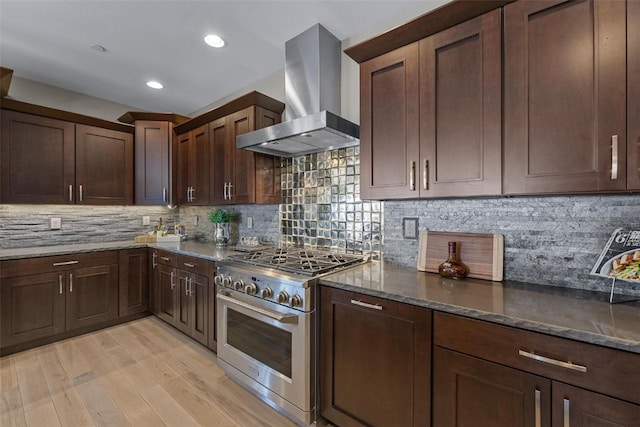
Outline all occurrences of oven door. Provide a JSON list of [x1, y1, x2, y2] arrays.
[[216, 288, 314, 416]]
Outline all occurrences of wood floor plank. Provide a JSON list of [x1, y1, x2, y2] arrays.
[[99, 371, 165, 427], [54, 339, 92, 384], [1, 385, 23, 413], [16, 365, 50, 411], [1, 356, 19, 389], [76, 378, 129, 427], [72, 336, 118, 378], [139, 384, 200, 427], [1, 407, 27, 427], [12, 350, 39, 373], [37, 347, 72, 395], [136, 354, 179, 386], [24, 400, 61, 427], [49, 388, 96, 427], [161, 376, 237, 427]]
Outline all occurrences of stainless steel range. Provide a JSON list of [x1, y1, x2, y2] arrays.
[[215, 248, 366, 426]]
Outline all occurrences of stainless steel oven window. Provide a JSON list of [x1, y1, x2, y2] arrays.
[[226, 309, 293, 378]]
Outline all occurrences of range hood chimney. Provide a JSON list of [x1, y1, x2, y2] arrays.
[[236, 24, 359, 157]]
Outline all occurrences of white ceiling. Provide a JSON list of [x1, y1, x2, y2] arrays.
[[0, 0, 444, 116]]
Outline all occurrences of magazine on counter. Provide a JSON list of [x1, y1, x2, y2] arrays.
[[591, 228, 640, 283]]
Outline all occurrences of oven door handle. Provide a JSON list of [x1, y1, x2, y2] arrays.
[[217, 292, 299, 324]]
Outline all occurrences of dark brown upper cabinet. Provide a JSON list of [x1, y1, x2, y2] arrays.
[[175, 91, 284, 206], [118, 112, 189, 206], [503, 0, 627, 194], [628, 0, 640, 190], [359, 10, 501, 200], [1, 100, 134, 204]]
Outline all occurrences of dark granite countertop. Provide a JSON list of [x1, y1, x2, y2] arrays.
[[320, 262, 640, 354], [0, 240, 240, 262]]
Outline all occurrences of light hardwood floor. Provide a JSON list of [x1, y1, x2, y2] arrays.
[[0, 317, 299, 427]]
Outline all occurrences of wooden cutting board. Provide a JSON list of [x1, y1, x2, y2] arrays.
[[417, 231, 504, 281]]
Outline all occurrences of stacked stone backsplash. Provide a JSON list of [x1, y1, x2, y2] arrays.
[[178, 204, 280, 245], [383, 195, 640, 296], [0, 204, 179, 249]]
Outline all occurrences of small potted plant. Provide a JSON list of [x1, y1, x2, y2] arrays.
[[209, 208, 236, 247]]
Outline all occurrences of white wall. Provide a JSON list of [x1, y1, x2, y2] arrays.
[[7, 76, 140, 122]]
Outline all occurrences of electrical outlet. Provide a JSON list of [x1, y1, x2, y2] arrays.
[[403, 217, 418, 239], [142, 216, 150, 226], [247, 216, 253, 229], [50, 217, 62, 230]]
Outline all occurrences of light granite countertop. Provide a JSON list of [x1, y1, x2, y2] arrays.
[[320, 262, 640, 354], [3, 242, 639, 354]]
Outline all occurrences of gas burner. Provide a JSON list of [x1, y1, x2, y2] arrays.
[[270, 256, 287, 264]]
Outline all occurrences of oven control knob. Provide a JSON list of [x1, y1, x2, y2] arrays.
[[222, 276, 232, 288], [276, 291, 289, 304], [233, 280, 245, 291], [290, 295, 303, 308], [245, 282, 257, 295], [213, 275, 223, 286], [261, 287, 273, 299]]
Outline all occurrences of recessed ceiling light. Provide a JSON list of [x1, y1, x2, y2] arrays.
[[146, 81, 163, 89], [204, 34, 225, 48]]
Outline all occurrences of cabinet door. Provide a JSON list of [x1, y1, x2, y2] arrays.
[[628, 0, 640, 190], [118, 248, 149, 317], [504, 0, 627, 194], [75, 124, 133, 204], [419, 9, 501, 197], [0, 271, 66, 348], [189, 272, 208, 346], [433, 347, 551, 427], [227, 107, 256, 204], [134, 120, 170, 205], [207, 281, 217, 352], [210, 117, 228, 204], [552, 382, 640, 426], [0, 110, 75, 204], [190, 124, 210, 205], [66, 263, 119, 331], [359, 43, 420, 200], [254, 106, 282, 204], [149, 251, 159, 315], [176, 270, 192, 336], [157, 264, 177, 325], [320, 286, 431, 427], [177, 131, 191, 205]]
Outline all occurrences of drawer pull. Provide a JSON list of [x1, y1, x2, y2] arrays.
[[611, 135, 618, 180], [69, 273, 73, 292], [69, 185, 73, 202], [350, 299, 383, 310], [183, 262, 196, 268], [161, 256, 171, 262], [53, 260, 79, 266], [409, 161, 416, 190], [152, 253, 157, 268], [563, 398, 570, 427], [518, 350, 587, 373], [59, 275, 63, 295], [534, 389, 541, 427], [423, 159, 429, 190]]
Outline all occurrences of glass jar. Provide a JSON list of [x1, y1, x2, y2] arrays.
[[438, 241, 468, 279]]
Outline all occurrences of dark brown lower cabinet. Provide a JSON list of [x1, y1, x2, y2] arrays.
[[434, 347, 551, 427], [157, 263, 178, 325], [176, 270, 208, 346], [65, 262, 119, 331], [320, 286, 432, 427], [118, 248, 149, 317], [0, 272, 66, 348]]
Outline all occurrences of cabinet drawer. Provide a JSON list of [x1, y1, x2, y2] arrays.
[[155, 249, 178, 267], [1, 251, 118, 278], [177, 254, 211, 276], [434, 312, 640, 404]]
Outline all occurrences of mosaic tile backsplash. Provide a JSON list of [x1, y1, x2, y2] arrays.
[[280, 147, 383, 259]]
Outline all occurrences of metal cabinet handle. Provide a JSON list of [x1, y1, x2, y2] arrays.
[[53, 260, 78, 266], [217, 292, 298, 323], [409, 161, 416, 190], [423, 159, 429, 190], [170, 271, 175, 289], [59, 275, 63, 295], [162, 187, 167, 203], [69, 273, 73, 292], [518, 350, 587, 372], [69, 185, 73, 202], [563, 398, 570, 427], [350, 299, 383, 310], [185, 277, 190, 296], [152, 253, 157, 268], [611, 135, 619, 180], [79, 185, 83, 202], [228, 182, 233, 199], [161, 256, 171, 262], [184, 262, 196, 268], [534, 389, 541, 427], [223, 182, 228, 200]]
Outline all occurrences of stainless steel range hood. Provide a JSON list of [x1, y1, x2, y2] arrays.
[[237, 24, 359, 157]]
